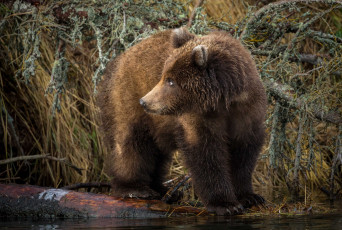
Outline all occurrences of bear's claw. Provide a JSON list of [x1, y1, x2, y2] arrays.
[[207, 203, 244, 216], [239, 193, 265, 209]]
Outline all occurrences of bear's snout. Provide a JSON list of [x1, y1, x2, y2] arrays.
[[140, 97, 159, 113], [139, 93, 157, 113], [140, 83, 167, 114], [139, 98, 147, 108], [140, 94, 160, 114]]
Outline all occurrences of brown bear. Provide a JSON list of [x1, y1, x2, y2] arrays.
[[97, 28, 267, 215]]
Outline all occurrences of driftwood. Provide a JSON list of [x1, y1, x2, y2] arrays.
[[0, 183, 206, 219], [60, 182, 111, 190]]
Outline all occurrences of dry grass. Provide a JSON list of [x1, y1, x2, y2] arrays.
[[0, 0, 190, 188], [204, 0, 249, 24], [0, 31, 108, 187], [0, 0, 341, 208]]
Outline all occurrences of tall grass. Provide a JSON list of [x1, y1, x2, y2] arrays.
[[0, 0, 190, 188], [0, 0, 341, 203], [0, 30, 107, 187]]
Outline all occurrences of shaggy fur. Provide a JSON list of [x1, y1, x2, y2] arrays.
[[97, 28, 267, 215]]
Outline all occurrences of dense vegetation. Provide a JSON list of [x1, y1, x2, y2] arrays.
[[0, 0, 341, 204]]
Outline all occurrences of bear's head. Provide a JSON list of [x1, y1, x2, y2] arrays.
[[140, 28, 246, 115]]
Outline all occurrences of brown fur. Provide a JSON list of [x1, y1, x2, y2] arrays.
[[97, 28, 267, 215]]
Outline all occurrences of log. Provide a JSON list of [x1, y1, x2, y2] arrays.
[[0, 184, 206, 219]]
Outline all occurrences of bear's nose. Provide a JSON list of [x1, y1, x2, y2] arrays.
[[139, 98, 147, 108]]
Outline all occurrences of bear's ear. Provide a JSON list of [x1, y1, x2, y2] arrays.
[[171, 28, 195, 48], [191, 45, 208, 67]]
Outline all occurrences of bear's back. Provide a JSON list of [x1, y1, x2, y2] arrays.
[[115, 30, 173, 95], [96, 30, 177, 151]]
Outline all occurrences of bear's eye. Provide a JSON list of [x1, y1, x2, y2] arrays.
[[166, 78, 175, 87]]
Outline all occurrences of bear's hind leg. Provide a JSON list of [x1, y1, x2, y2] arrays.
[[230, 126, 266, 209], [109, 122, 166, 199], [149, 152, 184, 203]]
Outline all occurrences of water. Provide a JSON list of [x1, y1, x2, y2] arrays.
[[1, 214, 342, 229], [1, 191, 341, 229]]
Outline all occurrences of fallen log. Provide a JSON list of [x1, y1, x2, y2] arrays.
[[0, 184, 206, 219]]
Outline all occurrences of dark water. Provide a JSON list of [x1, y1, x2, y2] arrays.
[[1, 214, 342, 230], [1, 199, 341, 229]]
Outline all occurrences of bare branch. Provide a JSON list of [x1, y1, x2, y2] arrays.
[[252, 49, 329, 66], [240, 0, 342, 40], [282, 5, 340, 62], [187, 0, 204, 27], [162, 175, 190, 203], [0, 154, 83, 175], [306, 29, 342, 44], [264, 80, 342, 124], [291, 112, 305, 196]]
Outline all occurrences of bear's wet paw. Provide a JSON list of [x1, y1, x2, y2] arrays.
[[238, 193, 265, 209], [207, 203, 244, 216]]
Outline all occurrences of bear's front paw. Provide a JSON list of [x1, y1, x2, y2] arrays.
[[238, 193, 265, 209], [207, 203, 244, 216]]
